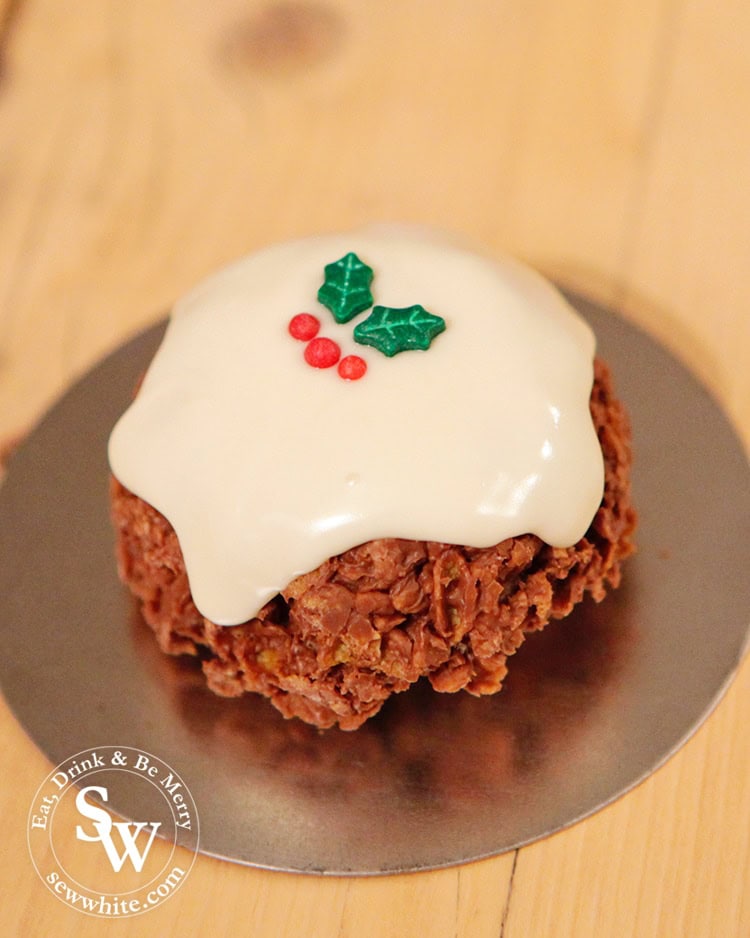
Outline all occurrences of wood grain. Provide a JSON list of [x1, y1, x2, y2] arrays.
[[1, 1, 749, 935]]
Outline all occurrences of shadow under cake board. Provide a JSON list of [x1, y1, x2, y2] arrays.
[[0, 295, 749, 874]]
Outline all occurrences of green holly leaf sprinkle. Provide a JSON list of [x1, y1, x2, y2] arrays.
[[353, 304, 446, 357], [317, 252, 374, 324]]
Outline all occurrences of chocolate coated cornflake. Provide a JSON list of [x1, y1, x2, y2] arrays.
[[111, 359, 636, 730]]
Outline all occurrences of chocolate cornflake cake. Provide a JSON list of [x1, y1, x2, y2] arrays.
[[109, 228, 636, 730]]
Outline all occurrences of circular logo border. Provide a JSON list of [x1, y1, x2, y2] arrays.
[[27, 746, 200, 919]]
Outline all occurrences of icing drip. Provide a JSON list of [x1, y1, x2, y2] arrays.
[[108, 229, 604, 625]]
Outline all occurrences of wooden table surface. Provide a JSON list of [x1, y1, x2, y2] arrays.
[[1, 1, 749, 935]]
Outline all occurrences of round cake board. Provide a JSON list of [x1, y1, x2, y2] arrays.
[[1, 296, 749, 874]]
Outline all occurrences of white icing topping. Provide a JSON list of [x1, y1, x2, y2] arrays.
[[108, 229, 604, 625]]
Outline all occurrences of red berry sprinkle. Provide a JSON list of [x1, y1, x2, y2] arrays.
[[304, 336, 341, 369], [337, 355, 367, 381], [288, 313, 320, 341]]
